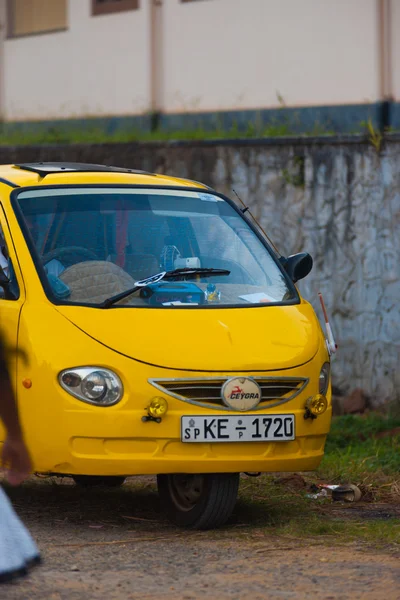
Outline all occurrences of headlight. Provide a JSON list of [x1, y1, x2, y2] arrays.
[[59, 367, 123, 406], [319, 362, 330, 395]]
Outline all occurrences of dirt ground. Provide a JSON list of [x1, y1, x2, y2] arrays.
[[3, 476, 400, 600]]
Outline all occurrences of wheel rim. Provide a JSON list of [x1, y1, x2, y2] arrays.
[[168, 474, 205, 511]]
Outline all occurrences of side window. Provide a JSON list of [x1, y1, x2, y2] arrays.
[[0, 224, 10, 276], [0, 223, 19, 300]]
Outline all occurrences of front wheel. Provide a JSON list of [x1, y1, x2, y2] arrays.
[[157, 473, 240, 530]]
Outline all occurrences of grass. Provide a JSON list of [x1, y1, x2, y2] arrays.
[[233, 412, 400, 548], [0, 119, 338, 146], [237, 476, 400, 548], [2, 114, 397, 146], [236, 483, 399, 549], [319, 413, 400, 484], [1, 120, 397, 146]]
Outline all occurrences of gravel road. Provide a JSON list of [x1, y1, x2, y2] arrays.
[[3, 477, 400, 600]]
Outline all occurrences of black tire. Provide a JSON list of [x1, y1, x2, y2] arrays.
[[157, 473, 239, 530], [72, 475, 126, 488]]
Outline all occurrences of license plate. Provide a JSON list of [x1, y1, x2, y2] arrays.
[[181, 414, 295, 443]]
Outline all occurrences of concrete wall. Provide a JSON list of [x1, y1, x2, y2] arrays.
[[0, 136, 399, 406], [2, 0, 151, 121]]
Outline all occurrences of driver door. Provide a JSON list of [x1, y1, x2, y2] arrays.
[[0, 204, 25, 442]]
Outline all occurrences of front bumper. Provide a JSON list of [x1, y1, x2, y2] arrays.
[[55, 418, 330, 476], [21, 353, 331, 476]]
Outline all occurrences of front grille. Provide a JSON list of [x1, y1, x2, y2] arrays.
[[149, 377, 308, 411]]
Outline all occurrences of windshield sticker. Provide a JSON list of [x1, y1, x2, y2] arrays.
[[16, 188, 203, 200], [239, 292, 277, 303], [162, 301, 199, 306], [197, 193, 221, 203]]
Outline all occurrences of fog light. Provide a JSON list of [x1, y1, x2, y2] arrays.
[[306, 394, 328, 416], [148, 397, 168, 419]]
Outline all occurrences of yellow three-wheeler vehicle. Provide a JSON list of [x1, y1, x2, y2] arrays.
[[0, 162, 331, 529]]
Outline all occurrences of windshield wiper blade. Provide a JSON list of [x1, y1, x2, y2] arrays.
[[101, 267, 231, 308], [159, 267, 231, 279]]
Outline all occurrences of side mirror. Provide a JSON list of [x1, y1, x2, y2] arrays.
[[281, 252, 313, 283]]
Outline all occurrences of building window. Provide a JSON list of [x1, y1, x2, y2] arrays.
[[92, 0, 139, 16], [7, 0, 67, 38]]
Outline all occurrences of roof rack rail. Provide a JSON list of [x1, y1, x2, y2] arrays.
[[14, 162, 154, 178], [0, 177, 19, 188]]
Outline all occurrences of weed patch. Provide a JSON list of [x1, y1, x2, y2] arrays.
[[233, 413, 400, 547], [318, 414, 400, 488], [0, 120, 336, 146]]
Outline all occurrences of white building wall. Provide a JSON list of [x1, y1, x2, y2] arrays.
[[0, 0, 393, 122], [3, 0, 151, 121], [391, 0, 400, 101], [162, 0, 379, 113], [0, 0, 6, 120]]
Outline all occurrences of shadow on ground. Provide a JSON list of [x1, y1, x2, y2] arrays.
[[4, 475, 400, 538]]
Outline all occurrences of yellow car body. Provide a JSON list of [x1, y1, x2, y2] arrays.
[[0, 163, 331, 488]]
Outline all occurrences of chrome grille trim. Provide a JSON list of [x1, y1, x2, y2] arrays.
[[148, 377, 309, 411]]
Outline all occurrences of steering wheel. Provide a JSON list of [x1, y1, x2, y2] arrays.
[[42, 246, 99, 269]]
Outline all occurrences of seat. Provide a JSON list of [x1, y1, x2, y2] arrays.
[[60, 261, 135, 304], [109, 253, 160, 281]]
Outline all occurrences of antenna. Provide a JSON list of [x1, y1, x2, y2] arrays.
[[232, 189, 249, 213], [232, 189, 281, 256]]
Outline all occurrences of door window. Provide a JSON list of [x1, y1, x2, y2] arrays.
[[0, 222, 19, 300]]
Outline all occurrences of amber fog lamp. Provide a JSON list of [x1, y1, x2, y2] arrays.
[[148, 397, 168, 419], [306, 394, 328, 417]]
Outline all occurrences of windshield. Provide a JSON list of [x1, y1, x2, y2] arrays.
[[14, 187, 297, 308]]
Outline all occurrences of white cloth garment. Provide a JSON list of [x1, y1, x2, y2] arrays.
[[0, 486, 40, 582], [0, 252, 9, 278]]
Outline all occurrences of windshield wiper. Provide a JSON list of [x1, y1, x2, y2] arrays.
[[101, 267, 231, 308]]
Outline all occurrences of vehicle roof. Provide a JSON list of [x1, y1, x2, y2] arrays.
[[0, 163, 209, 190]]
